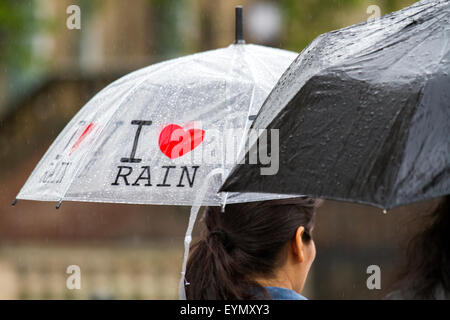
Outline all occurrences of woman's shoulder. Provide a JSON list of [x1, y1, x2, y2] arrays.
[[264, 286, 308, 300]]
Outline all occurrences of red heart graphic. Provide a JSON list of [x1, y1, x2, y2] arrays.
[[70, 122, 96, 156], [159, 124, 205, 159]]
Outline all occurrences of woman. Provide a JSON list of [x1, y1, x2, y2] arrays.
[[185, 197, 320, 300], [387, 196, 450, 300]]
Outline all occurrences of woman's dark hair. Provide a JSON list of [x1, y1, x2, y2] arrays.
[[185, 197, 319, 300], [393, 195, 450, 299]]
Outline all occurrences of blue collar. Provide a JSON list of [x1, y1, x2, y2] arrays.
[[264, 286, 308, 300]]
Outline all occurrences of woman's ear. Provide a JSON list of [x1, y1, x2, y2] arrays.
[[291, 226, 305, 263]]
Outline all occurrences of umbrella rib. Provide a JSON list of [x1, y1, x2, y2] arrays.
[[247, 48, 279, 83], [391, 78, 442, 200], [238, 48, 258, 158], [221, 48, 259, 205], [220, 46, 239, 207]]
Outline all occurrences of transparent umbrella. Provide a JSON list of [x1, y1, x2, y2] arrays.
[[14, 34, 296, 208]]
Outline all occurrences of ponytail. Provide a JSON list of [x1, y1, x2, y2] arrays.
[[185, 197, 318, 300]]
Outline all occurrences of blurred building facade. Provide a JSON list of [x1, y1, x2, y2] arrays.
[[0, 0, 422, 299]]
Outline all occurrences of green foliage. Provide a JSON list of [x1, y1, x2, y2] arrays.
[[148, 0, 186, 58], [0, 0, 37, 69], [280, 0, 417, 52], [281, 0, 360, 51]]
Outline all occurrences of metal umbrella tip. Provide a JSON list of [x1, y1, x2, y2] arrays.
[[235, 5, 245, 44], [11, 199, 17, 206]]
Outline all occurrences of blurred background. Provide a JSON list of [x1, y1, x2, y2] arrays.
[[0, 0, 432, 300]]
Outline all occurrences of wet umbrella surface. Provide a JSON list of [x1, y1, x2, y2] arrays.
[[14, 44, 297, 207], [221, 0, 450, 210]]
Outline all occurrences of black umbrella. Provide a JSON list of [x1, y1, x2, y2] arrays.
[[220, 0, 450, 210]]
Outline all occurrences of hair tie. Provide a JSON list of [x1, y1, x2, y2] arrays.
[[210, 228, 235, 252]]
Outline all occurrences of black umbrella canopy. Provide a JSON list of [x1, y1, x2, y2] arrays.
[[221, 0, 450, 210]]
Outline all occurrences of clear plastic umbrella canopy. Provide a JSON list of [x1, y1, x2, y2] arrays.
[[15, 43, 297, 207]]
